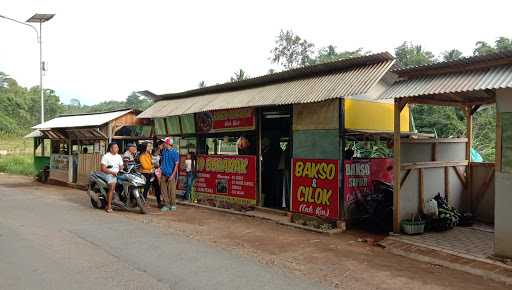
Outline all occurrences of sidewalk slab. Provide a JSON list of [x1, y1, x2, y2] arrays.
[[379, 236, 512, 286], [147, 196, 343, 235]]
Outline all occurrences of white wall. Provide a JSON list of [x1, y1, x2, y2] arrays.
[[495, 88, 512, 258]]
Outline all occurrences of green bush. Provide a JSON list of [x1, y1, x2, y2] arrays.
[[0, 154, 36, 176]]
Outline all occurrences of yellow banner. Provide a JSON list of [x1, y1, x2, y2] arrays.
[[344, 99, 410, 132]]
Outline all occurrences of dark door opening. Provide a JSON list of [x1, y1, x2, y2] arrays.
[[261, 107, 292, 210]]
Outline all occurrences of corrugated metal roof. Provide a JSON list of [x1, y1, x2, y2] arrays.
[[393, 49, 512, 77], [33, 109, 133, 130], [152, 52, 395, 102], [380, 64, 512, 100], [24, 130, 43, 138], [139, 59, 395, 118]]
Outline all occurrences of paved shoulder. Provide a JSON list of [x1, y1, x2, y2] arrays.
[[0, 180, 330, 290]]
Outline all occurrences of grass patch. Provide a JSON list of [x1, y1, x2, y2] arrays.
[[0, 154, 36, 176], [0, 135, 33, 155]]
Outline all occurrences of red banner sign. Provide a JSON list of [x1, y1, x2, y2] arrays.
[[196, 108, 255, 133], [291, 158, 339, 220], [194, 154, 257, 204], [343, 158, 393, 209]]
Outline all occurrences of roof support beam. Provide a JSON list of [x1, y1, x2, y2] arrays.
[[393, 98, 407, 233]]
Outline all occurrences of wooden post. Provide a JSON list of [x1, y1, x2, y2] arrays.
[[496, 111, 502, 172], [444, 166, 450, 202], [393, 99, 404, 233], [465, 106, 473, 203], [418, 168, 424, 214]]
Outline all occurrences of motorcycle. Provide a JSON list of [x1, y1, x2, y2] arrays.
[[88, 163, 147, 214]]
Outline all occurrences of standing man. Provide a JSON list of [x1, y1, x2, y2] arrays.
[[160, 137, 179, 212], [100, 142, 124, 213]]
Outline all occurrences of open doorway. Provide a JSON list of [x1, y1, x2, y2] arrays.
[[261, 106, 292, 210]]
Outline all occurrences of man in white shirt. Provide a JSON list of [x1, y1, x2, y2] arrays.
[[100, 142, 124, 213]]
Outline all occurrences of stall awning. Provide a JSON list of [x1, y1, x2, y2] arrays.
[[24, 130, 43, 138], [65, 128, 108, 140], [139, 53, 395, 118], [33, 109, 133, 130], [380, 50, 512, 102]]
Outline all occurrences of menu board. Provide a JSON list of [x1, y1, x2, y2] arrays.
[[194, 154, 256, 205], [291, 158, 339, 220], [195, 108, 255, 133], [50, 154, 70, 183]]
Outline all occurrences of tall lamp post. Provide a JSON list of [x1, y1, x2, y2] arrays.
[[0, 13, 55, 123]]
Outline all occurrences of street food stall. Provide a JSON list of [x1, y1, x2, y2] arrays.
[[27, 109, 151, 186], [138, 52, 412, 229]]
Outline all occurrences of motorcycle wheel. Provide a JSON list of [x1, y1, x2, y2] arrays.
[[90, 197, 106, 209], [135, 196, 147, 214]]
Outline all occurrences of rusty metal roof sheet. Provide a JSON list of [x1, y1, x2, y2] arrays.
[[139, 55, 395, 118], [380, 64, 512, 100]]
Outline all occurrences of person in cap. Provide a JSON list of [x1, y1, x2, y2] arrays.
[[123, 143, 138, 167], [159, 137, 179, 211]]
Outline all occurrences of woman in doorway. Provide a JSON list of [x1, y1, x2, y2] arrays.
[[184, 152, 196, 201], [139, 142, 154, 202]]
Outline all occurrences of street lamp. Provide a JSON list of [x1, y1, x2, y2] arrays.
[[0, 13, 55, 123]]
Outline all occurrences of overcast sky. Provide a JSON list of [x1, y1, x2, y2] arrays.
[[1, 0, 511, 105]]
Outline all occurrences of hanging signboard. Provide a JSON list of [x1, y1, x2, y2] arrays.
[[291, 158, 339, 220], [343, 158, 393, 218], [50, 154, 70, 183], [193, 154, 257, 205], [195, 108, 255, 134]]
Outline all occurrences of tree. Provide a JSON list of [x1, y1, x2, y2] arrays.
[[198, 81, 206, 88], [125, 92, 152, 111], [394, 41, 436, 68], [69, 98, 81, 107], [270, 29, 315, 69], [495, 37, 512, 52], [0, 72, 10, 88], [230, 69, 249, 82], [473, 41, 496, 56], [441, 49, 464, 61], [314, 45, 364, 64]]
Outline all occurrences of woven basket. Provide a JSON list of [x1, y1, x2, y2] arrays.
[[401, 217, 425, 235]]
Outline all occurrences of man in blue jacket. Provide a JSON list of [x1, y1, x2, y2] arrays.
[[159, 137, 180, 212]]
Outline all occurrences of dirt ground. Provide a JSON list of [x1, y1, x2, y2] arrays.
[[3, 174, 507, 290]]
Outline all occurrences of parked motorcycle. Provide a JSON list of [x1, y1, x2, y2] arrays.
[[347, 180, 393, 233], [88, 164, 147, 214]]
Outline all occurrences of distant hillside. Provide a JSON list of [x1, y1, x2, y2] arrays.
[[0, 72, 152, 135]]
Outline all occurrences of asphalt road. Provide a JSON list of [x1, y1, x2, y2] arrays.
[[0, 178, 330, 290]]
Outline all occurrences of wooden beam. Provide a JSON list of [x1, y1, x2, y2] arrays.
[[418, 168, 424, 215], [470, 105, 481, 116], [431, 142, 437, 161], [401, 169, 412, 187], [393, 99, 402, 233], [406, 97, 494, 107], [401, 138, 468, 144], [452, 166, 466, 188], [444, 166, 450, 202], [401, 160, 469, 170], [465, 106, 473, 200]]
